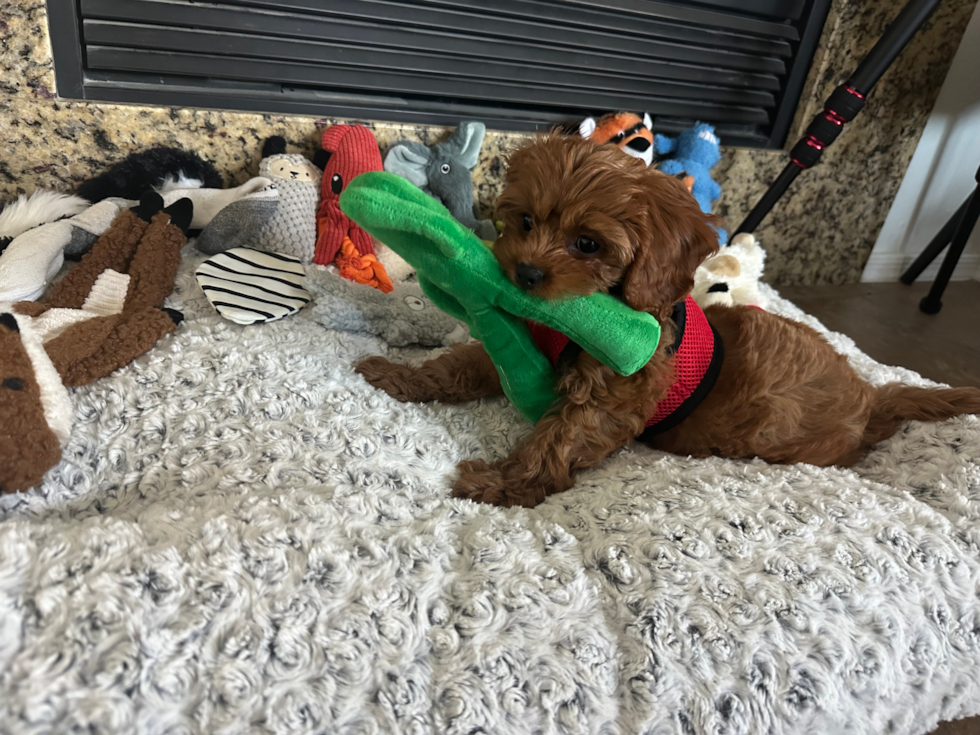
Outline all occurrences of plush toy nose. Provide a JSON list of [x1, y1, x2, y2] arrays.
[[515, 263, 545, 290], [626, 137, 651, 153]]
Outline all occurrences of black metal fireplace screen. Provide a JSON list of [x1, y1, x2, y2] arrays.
[[46, 0, 830, 148]]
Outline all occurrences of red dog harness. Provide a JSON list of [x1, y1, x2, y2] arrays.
[[528, 295, 724, 439]]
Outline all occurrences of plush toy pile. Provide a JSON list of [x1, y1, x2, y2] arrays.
[[0, 119, 768, 494], [1, 191, 191, 492], [580, 112, 727, 242], [0, 135, 489, 492]]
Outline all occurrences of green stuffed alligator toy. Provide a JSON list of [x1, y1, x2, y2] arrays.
[[339, 171, 662, 422]]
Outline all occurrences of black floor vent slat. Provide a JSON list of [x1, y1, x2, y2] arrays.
[[47, 0, 831, 148]]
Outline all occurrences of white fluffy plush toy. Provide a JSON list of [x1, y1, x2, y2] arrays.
[[691, 233, 767, 309]]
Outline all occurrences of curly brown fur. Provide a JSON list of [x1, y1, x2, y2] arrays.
[[358, 135, 980, 507], [45, 307, 178, 388], [356, 342, 502, 404], [0, 199, 189, 493], [123, 210, 188, 311], [652, 306, 882, 466], [0, 316, 62, 494], [493, 134, 720, 319], [44, 209, 150, 309]]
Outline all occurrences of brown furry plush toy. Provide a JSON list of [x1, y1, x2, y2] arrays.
[[0, 192, 191, 494]]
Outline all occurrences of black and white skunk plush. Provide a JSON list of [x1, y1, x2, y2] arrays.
[[76, 147, 223, 202], [0, 190, 90, 254]]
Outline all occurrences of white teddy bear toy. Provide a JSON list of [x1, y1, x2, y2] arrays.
[[691, 232, 767, 310]]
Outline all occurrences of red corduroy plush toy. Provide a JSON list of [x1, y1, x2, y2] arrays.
[[313, 125, 382, 267]]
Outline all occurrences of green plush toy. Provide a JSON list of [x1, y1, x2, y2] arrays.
[[339, 171, 662, 422]]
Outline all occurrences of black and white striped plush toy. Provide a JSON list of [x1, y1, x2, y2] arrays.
[[195, 247, 310, 325]]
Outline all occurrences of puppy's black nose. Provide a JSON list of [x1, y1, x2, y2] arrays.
[[515, 263, 545, 290]]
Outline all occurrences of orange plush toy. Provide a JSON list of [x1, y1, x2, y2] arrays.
[[313, 124, 392, 291], [335, 236, 393, 293], [579, 112, 655, 167]]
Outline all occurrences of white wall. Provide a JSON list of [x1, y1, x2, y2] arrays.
[[862, 2, 980, 283]]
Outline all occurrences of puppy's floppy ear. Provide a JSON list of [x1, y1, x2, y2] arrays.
[[622, 170, 721, 319]]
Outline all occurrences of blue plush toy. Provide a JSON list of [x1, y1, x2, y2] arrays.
[[654, 122, 726, 243]]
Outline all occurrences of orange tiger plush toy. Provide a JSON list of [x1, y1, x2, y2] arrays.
[[579, 111, 654, 166]]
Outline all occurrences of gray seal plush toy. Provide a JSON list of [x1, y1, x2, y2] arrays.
[[197, 136, 322, 262], [384, 121, 497, 242], [306, 268, 468, 348]]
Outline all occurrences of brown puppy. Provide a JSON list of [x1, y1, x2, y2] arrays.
[[357, 135, 980, 507]]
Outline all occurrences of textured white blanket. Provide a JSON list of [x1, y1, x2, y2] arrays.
[[2, 246, 979, 735]]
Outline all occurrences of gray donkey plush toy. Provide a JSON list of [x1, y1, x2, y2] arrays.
[[306, 269, 468, 348], [384, 121, 497, 241]]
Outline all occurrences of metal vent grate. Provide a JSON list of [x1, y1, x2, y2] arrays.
[[46, 0, 830, 147]]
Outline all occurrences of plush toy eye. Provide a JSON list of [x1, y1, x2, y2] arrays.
[[331, 173, 343, 195], [522, 214, 532, 232], [2, 377, 23, 391], [440, 163, 451, 174], [573, 236, 600, 254], [404, 296, 425, 311]]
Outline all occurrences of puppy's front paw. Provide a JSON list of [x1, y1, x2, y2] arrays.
[[355, 356, 426, 402], [452, 459, 509, 506]]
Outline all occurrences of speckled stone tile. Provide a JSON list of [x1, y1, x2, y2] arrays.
[[0, 0, 56, 99], [1, 0, 975, 285], [0, 94, 529, 219], [0, 3, 528, 216]]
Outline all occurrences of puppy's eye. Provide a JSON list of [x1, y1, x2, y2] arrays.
[[2, 377, 23, 391], [573, 236, 600, 255], [522, 214, 532, 232]]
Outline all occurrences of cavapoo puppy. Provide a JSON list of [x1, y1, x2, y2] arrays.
[[356, 135, 980, 508]]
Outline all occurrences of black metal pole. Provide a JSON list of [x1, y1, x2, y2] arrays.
[[899, 196, 970, 284], [734, 0, 943, 237], [918, 167, 980, 314]]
